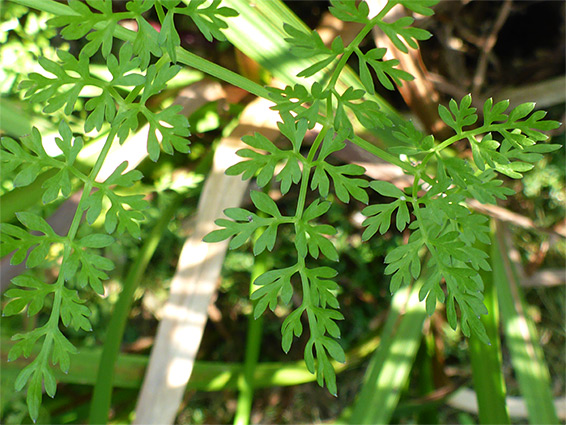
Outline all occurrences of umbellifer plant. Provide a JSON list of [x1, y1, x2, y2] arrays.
[[0, 0, 560, 421]]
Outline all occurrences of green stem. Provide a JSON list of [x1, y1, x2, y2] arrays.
[[10, 0, 416, 178], [49, 129, 116, 327], [325, 4, 394, 91], [351, 135, 421, 177], [294, 125, 330, 220], [154, 1, 166, 24], [88, 193, 183, 425], [469, 237, 510, 424], [233, 248, 269, 425]]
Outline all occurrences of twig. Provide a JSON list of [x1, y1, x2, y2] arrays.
[[472, 0, 513, 93]]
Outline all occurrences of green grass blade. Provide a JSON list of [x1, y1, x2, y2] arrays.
[[469, 238, 510, 424], [493, 223, 559, 424], [415, 333, 439, 424], [0, 98, 53, 137], [88, 193, 183, 425], [220, 0, 405, 145], [233, 249, 270, 425], [346, 281, 427, 424], [1, 333, 379, 390]]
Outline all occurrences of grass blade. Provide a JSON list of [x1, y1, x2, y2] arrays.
[[220, 0, 405, 144], [233, 247, 270, 425], [469, 238, 510, 424], [493, 222, 559, 424], [0, 333, 379, 390], [345, 281, 427, 424]]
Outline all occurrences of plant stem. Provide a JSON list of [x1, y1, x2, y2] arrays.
[[88, 192, 183, 425], [233, 249, 269, 425]]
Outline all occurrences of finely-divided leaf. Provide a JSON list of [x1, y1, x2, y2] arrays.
[[103, 192, 147, 238], [391, 120, 435, 157], [397, 0, 440, 17], [15, 358, 46, 421], [438, 94, 477, 134], [305, 335, 343, 396], [356, 47, 414, 93], [143, 104, 191, 161], [376, 16, 432, 54], [361, 181, 410, 239], [295, 219, 338, 261], [203, 207, 280, 253], [306, 267, 341, 310], [283, 24, 343, 78], [312, 162, 369, 204], [334, 87, 392, 134], [48, 0, 116, 58], [174, 0, 238, 43], [267, 83, 328, 129], [227, 114, 307, 192], [127, 7, 163, 70], [60, 287, 92, 332], [20, 51, 91, 115], [10, 326, 77, 422], [0, 213, 60, 268], [329, 0, 370, 23], [51, 329, 78, 374], [251, 266, 297, 318], [311, 131, 369, 203], [1, 124, 85, 204], [384, 230, 424, 292], [67, 243, 115, 294], [3, 275, 54, 317], [80, 164, 148, 238], [281, 308, 305, 353], [1, 128, 60, 189]]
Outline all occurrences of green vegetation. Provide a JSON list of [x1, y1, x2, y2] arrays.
[[1, 0, 563, 423]]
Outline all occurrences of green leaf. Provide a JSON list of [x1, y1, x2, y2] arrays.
[[204, 209, 275, 251], [67, 245, 114, 295], [397, 0, 440, 16], [369, 180, 405, 198], [295, 220, 338, 261], [8, 327, 47, 363], [439, 94, 478, 134], [143, 104, 190, 162], [132, 17, 162, 70], [175, 0, 238, 43], [250, 190, 281, 218], [51, 329, 78, 373], [336, 90, 392, 131], [103, 161, 144, 187], [361, 48, 414, 91], [104, 192, 147, 238], [483, 98, 509, 126], [281, 308, 305, 353], [268, 84, 325, 129], [384, 231, 424, 292], [312, 162, 369, 204], [26, 366, 43, 421], [3, 275, 54, 317], [78, 234, 115, 249], [251, 266, 297, 318], [16, 212, 55, 236], [376, 16, 432, 54], [306, 267, 340, 309], [329, 0, 370, 23], [227, 126, 303, 190], [60, 287, 92, 331], [283, 24, 331, 58]]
